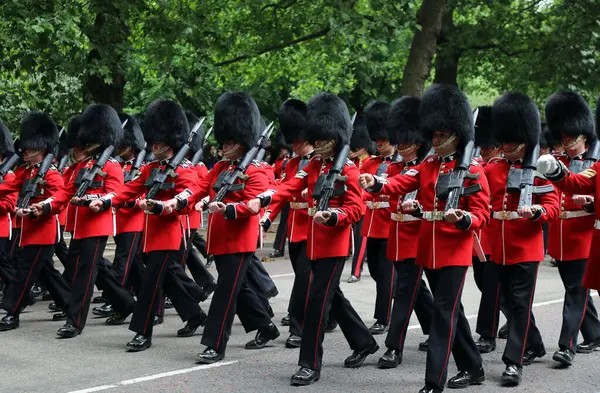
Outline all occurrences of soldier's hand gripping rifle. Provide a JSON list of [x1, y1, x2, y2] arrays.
[[444, 140, 482, 211], [191, 126, 213, 165], [124, 143, 147, 183], [145, 118, 205, 200], [210, 122, 274, 203], [18, 153, 55, 210]]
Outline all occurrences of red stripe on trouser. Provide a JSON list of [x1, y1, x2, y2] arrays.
[[313, 260, 338, 369], [71, 255, 80, 287], [353, 238, 367, 277], [570, 289, 590, 350], [520, 263, 540, 362], [121, 233, 138, 286], [385, 263, 395, 324], [13, 248, 43, 314], [492, 283, 501, 334], [399, 265, 423, 348], [216, 255, 245, 350], [143, 252, 171, 333], [76, 240, 101, 327], [438, 270, 467, 387]]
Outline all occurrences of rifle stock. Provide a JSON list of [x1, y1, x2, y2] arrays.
[[74, 146, 115, 199], [124, 149, 146, 183], [316, 144, 350, 212], [444, 140, 481, 211], [19, 153, 54, 209]]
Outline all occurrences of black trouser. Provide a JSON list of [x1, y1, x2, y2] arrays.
[[184, 229, 215, 288], [2, 245, 55, 315], [366, 237, 395, 325], [288, 241, 312, 336], [424, 266, 481, 391], [472, 257, 507, 338], [496, 262, 544, 366], [55, 226, 69, 266], [350, 217, 366, 278], [65, 237, 108, 330], [246, 254, 271, 311], [299, 257, 375, 372], [129, 242, 206, 338], [247, 253, 276, 296], [385, 259, 433, 351], [0, 238, 15, 293], [8, 229, 20, 259], [39, 257, 71, 309], [201, 252, 273, 356], [557, 259, 600, 351], [273, 204, 289, 254], [192, 232, 209, 259]]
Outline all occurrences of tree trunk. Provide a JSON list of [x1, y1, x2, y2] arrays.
[[400, 0, 446, 97], [433, 6, 460, 85], [84, 1, 129, 111]]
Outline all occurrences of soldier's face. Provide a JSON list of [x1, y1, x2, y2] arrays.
[[480, 146, 500, 161], [72, 147, 89, 163], [314, 140, 336, 159], [501, 142, 525, 160], [152, 142, 171, 160], [398, 143, 420, 162], [222, 141, 243, 160], [561, 134, 587, 157], [23, 149, 44, 164], [376, 140, 395, 157]]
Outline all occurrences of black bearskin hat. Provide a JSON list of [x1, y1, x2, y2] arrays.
[[279, 99, 307, 144], [365, 101, 391, 141], [77, 104, 123, 150], [214, 92, 261, 149], [119, 113, 145, 153], [144, 100, 189, 150], [420, 84, 474, 145], [66, 115, 80, 149], [0, 119, 15, 157], [350, 114, 371, 150], [492, 92, 540, 146], [133, 113, 145, 131], [474, 106, 497, 148], [185, 112, 205, 155], [20, 111, 58, 153], [545, 91, 596, 143], [386, 96, 430, 159], [539, 122, 550, 149], [306, 93, 352, 146], [275, 129, 292, 152]]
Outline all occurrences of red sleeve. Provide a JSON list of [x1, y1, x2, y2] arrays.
[[532, 177, 559, 223], [330, 165, 363, 226], [229, 165, 268, 219], [379, 165, 421, 196], [0, 172, 18, 213], [112, 165, 152, 206], [267, 165, 309, 206], [552, 161, 598, 195], [196, 163, 209, 180], [0, 168, 24, 197], [189, 164, 218, 205], [166, 166, 197, 216], [463, 164, 490, 231]]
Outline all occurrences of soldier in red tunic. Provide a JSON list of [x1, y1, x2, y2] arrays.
[[269, 131, 291, 258], [376, 96, 434, 369], [486, 92, 559, 386], [0, 120, 18, 298], [347, 116, 371, 283], [360, 85, 490, 393], [251, 93, 378, 386], [0, 112, 70, 331], [542, 92, 600, 363], [90, 100, 208, 351]]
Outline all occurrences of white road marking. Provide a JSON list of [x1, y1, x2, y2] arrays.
[[66, 361, 238, 393]]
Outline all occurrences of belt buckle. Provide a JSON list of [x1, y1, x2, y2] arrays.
[[433, 211, 444, 221], [500, 211, 511, 220], [393, 213, 404, 221], [559, 211, 567, 219]]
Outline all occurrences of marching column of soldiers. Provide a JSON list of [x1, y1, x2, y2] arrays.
[[0, 84, 600, 392]]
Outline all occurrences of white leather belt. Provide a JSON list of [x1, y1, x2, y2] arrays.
[[559, 210, 593, 219], [422, 211, 445, 221], [289, 202, 309, 209], [492, 211, 521, 220], [595, 220, 600, 230], [308, 207, 316, 217], [391, 212, 421, 222], [366, 201, 390, 210]]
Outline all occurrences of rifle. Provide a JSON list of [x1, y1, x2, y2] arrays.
[[73, 146, 115, 199], [18, 153, 54, 209], [444, 140, 482, 211], [145, 118, 205, 200], [583, 139, 600, 170], [211, 122, 275, 203], [315, 144, 351, 212], [124, 144, 147, 183], [191, 126, 213, 165], [58, 155, 69, 171], [0, 153, 21, 183], [517, 144, 541, 208]]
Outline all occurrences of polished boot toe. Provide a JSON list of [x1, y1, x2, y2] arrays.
[[52, 311, 67, 321], [164, 297, 174, 309], [369, 322, 387, 335], [553, 348, 574, 366], [57, 324, 81, 338], [281, 314, 290, 326], [347, 275, 360, 283], [92, 295, 106, 304], [153, 315, 164, 325], [106, 311, 131, 326], [48, 302, 61, 312], [290, 367, 320, 386], [196, 348, 223, 364], [269, 250, 284, 258], [92, 304, 115, 317], [177, 317, 205, 337], [501, 364, 522, 386], [203, 281, 217, 296], [522, 344, 546, 365], [0, 315, 19, 331], [576, 337, 600, 354], [475, 336, 496, 353], [377, 348, 401, 369], [498, 322, 508, 339], [126, 334, 151, 352], [285, 333, 301, 348], [418, 386, 442, 393], [344, 342, 379, 368], [418, 338, 429, 352], [245, 323, 280, 349], [447, 367, 485, 388]]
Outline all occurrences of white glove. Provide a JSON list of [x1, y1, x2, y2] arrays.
[[536, 154, 559, 176]]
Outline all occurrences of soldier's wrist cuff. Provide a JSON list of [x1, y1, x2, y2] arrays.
[[150, 201, 164, 215], [224, 204, 237, 220], [324, 212, 338, 226], [454, 214, 471, 230]]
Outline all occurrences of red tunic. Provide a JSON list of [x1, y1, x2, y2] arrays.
[[0, 164, 63, 246], [185, 163, 208, 231], [378, 155, 490, 270], [112, 160, 196, 252], [385, 161, 421, 261], [551, 160, 600, 290], [62, 164, 78, 232], [272, 156, 289, 180], [49, 158, 123, 240], [266, 156, 310, 243], [191, 160, 267, 256], [0, 171, 17, 238], [360, 156, 393, 239], [484, 158, 559, 265], [263, 157, 363, 260], [115, 161, 145, 235]]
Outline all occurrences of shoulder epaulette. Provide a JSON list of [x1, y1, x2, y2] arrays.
[[250, 160, 262, 167], [108, 157, 119, 163], [345, 159, 355, 167], [487, 157, 505, 164]]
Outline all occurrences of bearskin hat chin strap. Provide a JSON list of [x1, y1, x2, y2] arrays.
[[433, 133, 457, 150], [23, 150, 43, 160], [397, 143, 417, 155], [313, 139, 336, 157], [561, 134, 584, 149]]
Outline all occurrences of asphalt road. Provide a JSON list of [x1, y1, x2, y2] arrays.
[[1, 258, 599, 393]]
